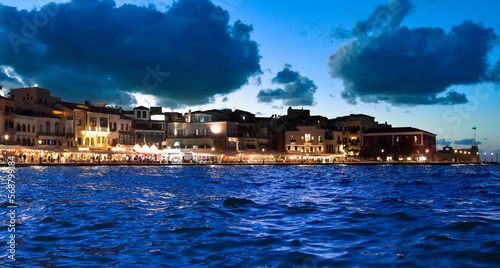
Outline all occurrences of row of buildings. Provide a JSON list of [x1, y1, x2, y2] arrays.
[[0, 87, 442, 162]]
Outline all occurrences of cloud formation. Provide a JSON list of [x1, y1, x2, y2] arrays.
[[455, 138, 481, 145], [328, 0, 497, 106], [0, 0, 261, 107], [436, 138, 452, 146], [257, 64, 317, 106], [353, 0, 414, 37]]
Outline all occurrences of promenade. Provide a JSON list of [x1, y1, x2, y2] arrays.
[[2, 160, 496, 167]]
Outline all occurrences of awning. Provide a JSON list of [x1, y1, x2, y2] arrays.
[[44, 147, 66, 153]]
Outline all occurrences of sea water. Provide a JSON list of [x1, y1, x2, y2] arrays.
[[1, 165, 499, 267]]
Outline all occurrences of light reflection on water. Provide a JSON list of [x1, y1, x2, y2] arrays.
[[0, 165, 500, 267]]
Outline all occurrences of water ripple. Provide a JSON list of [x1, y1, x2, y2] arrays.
[[1, 165, 499, 267]]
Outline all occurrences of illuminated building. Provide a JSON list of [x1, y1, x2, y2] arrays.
[[331, 114, 391, 157], [285, 125, 326, 154], [166, 111, 238, 150]]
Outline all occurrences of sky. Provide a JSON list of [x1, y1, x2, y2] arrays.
[[0, 0, 499, 158]]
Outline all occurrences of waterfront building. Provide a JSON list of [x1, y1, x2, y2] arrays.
[[56, 101, 117, 149], [0, 95, 15, 141], [436, 145, 479, 163], [9, 87, 60, 114], [361, 127, 436, 161], [117, 114, 134, 146], [331, 114, 391, 157], [165, 111, 238, 150], [285, 125, 326, 154], [325, 130, 344, 154], [131, 106, 165, 147]]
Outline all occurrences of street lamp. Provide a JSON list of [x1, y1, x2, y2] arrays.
[[4, 135, 8, 163], [491, 153, 494, 162], [38, 139, 42, 163]]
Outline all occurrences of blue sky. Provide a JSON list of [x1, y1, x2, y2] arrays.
[[0, 0, 499, 157]]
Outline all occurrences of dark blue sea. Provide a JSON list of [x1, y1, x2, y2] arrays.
[[1, 165, 500, 267]]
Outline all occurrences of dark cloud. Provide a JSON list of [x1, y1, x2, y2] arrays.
[[329, 18, 497, 105], [0, 0, 261, 107], [353, 0, 414, 37], [436, 138, 452, 146], [455, 138, 481, 145], [257, 64, 317, 106], [272, 65, 299, 84]]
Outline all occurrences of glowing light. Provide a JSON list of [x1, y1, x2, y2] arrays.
[[133, 144, 141, 151], [211, 125, 222, 134]]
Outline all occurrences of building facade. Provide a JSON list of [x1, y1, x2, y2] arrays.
[[285, 125, 326, 154], [361, 127, 436, 160]]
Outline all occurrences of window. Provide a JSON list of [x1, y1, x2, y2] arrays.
[[195, 129, 199, 136], [45, 121, 50, 133], [319, 146, 322, 151], [77, 119, 82, 126], [414, 136, 418, 144], [121, 124, 124, 131], [318, 136, 322, 143], [396, 137, 400, 143], [291, 135, 295, 142], [142, 111, 147, 119], [100, 117, 108, 128], [305, 134, 311, 142], [90, 118, 97, 127], [136, 111, 141, 118], [126, 124, 129, 131], [287, 146, 291, 151]]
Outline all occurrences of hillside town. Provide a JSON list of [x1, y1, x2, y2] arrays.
[[0, 87, 479, 164]]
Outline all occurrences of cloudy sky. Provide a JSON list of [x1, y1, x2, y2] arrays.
[[0, 0, 499, 157]]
